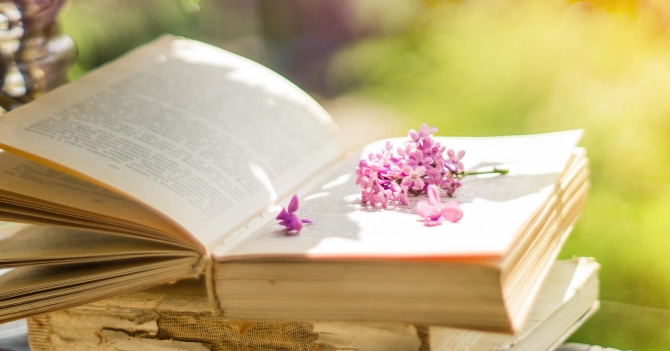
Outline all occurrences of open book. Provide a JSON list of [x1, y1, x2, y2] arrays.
[[0, 35, 589, 333], [25, 258, 600, 351]]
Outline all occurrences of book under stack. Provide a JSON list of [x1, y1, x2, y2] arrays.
[[0, 36, 598, 349], [25, 258, 600, 351]]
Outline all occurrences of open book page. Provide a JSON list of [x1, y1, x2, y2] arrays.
[[0, 35, 341, 249], [0, 150, 194, 246], [0, 223, 199, 268], [214, 130, 583, 261], [0, 256, 199, 323]]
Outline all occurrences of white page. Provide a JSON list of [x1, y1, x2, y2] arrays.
[[0, 36, 341, 249], [215, 130, 583, 260]]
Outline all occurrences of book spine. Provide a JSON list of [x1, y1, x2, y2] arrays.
[[199, 254, 221, 318]]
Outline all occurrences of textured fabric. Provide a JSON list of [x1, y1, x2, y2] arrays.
[[26, 306, 624, 351], [26, 295, 325, 351], [156, 312, 319, 351]]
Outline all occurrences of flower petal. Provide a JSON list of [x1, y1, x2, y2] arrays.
[[276, 208, 290, 221], [417, 201, 441, 220], [290, 215, 303, 232], [426, 184, 441, 207], [287, 194, 299, 213], [413, 177, 425, 190], [455, 150, 465, 161], [423, 218, 443, 226], [447, 149, 455, 159], [441, 201, 463, 223]]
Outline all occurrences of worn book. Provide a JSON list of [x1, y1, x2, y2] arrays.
[[0, 35, 589, 332], [25, 258, 600, 351]]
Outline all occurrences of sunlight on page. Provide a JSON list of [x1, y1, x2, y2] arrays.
[[249, 163, 277, 202], [303, 192, 331, 202], [216, 131, 584, 261], [321, 173, 352, 189], [169, 39, 335, 127]]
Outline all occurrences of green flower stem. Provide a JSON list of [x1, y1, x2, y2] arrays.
[[463, 168, 509, 176], [395, 167, 508, 186]]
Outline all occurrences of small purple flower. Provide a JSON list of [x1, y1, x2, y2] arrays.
[[390, 182, 409, 206], [439, 174, 462, 197], [407, 149, 434, 168], [276, 195, 312, 235], [401, 165, 426, 191], [408, 123, 438, 144], [446, 149, 465, 173], [425, 158, 446, 184]]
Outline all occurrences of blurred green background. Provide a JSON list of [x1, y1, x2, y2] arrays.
[[56, 0, 670, 349]]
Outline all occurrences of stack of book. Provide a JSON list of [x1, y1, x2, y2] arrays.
[[0, 36, 598, 350], [0, 0, 76, 112], [24, 258, 599, 351]]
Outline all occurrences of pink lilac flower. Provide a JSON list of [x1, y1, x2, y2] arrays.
[[416, 185, 463, 226], [408, 124, 438, 144], [403, 147, 433, 168], [425, 158, 446, 185], [354, 123, 506, 222], [401, 165, 426, 191], [390, 182, 409, 205], [447, 149, 465, 168], [276, 195, 312, 235], [445, 149, 465, 174], [440, 173, 462, 197], [355, 123, 464, 208]]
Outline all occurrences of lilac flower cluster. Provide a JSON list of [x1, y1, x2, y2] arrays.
[[355, 124, 467, 209]]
